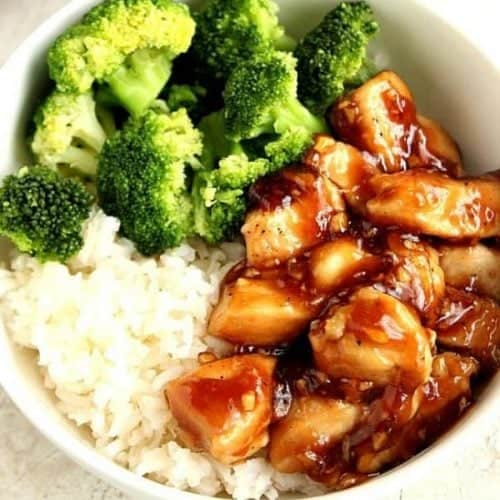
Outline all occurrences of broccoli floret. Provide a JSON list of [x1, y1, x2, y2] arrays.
[[103, 48, 174, 118], [215, 154, 274, 189], [192, 170, 246, 245], [263, 127, 314, 168], [194, 152, 287, 243], [48, 0, 195, 116], [97, 107, 202, 255], [198, 111, 245, 169], [31, 90, 110, 177], [193, 124, 310, 243], [0, 166, 92, 262], [294, 1, 379, 114], [191, 51, 323, 244], [166, 84, 206, 111], [224, 51, 327, 142], [164, 83, 211, 124], [189, 0, 295, 86]]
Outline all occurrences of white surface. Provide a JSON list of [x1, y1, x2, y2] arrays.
[[0, 1, 499, 499]]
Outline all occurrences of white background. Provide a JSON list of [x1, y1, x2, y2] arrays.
[[0, 1, 499, 499]]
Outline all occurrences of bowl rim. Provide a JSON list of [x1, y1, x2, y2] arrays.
[[0, 1, 499, 499]]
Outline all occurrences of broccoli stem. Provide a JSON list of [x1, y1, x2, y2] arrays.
[[105, 48, 173, 117], [192, 172, 212, 238], [76, 114, 108, 153], [273, 99, 328, 136], [95, 85, 122, 108], [57, 147, 99, 176], [95, 104, 117, 138], [200, 111, 245, 169]]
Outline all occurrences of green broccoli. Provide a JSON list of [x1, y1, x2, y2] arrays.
[[262, 127, 314, 169], [97, 107, 202, 255], [0, 166, 92, 262], [31, 90, 111, 177], [48, 0, 195, 117], [191, 51, 325, 244], [192, 171, 246, 245], [165, 84, 207, 117], [198, 111, 245, 169], [192, 136, 304, 245], [192, 153, 271, 244], [223, 51, 327, 145], [221, 51, 326, 170], [188, 0, 295, 86], [294, 1, 379, 115], [193, 116, 311, 243]]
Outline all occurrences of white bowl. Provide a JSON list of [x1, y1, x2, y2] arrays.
[[0, 1, 498, 499]]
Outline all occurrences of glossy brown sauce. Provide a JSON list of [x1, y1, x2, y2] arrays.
[[435, 288, 500, 370], [415, 122, 460, 176], [225, 230, 393, 324], [185, 73, 499, 488], [259, 334, 482, 485], [381, 89, 418, 172], [365, 169, 500, 240], [228, 225, 496, 486], [181, 372, 259, 428], [332, 80, 460, 176], [302, 135, 378, 211], [261, 344, 475, 486], [248, 166, 335, 244]]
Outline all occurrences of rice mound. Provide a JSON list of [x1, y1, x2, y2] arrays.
[[0, 208, 321, 499]]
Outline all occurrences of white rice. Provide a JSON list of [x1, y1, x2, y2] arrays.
[[0, 208, 321, 499]]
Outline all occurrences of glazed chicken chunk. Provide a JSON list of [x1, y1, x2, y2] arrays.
[[435, 287, 500, 368], [310, 287, 434, 390], [165, 355, 276, 465], [209, 263, 321, 346], [303, 135, 379, 213], [439, 244, 500, 301], [330, 70, 414, 173], [330, 71, 463, 175], [420, 352, 479, 417], [380, 233, 445, 320], [243, 166, 345, 269], [355, 353, 478, 474], [269, 396, 365, 474], [210, 236, 385, 346], [309, 236, 385, 293], [366, 169, 500, 239], [417, 115, 463, 176]]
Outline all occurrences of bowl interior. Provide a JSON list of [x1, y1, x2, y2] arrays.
[[0, 1, 499, 499]]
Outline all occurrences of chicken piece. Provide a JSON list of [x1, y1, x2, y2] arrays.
[[380, 233, 445, 321], [330, 71, 414, 173], [165, 354, 276, 465], [303, 134, 379, 213], [243, 165, 345, 269], [269, 396, 365, 474], [419, 352, 478, 417], [209, 263, 321, 346], [309, 287, 434, 390], [355, 353, 478, 474], [439, 244, 500, 301], [416, 115, 463, 177], [330, 71, 462, 176], [366, 169, 500, 239], [435, 287, 500, 368], [309, 236, 385, 293]]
